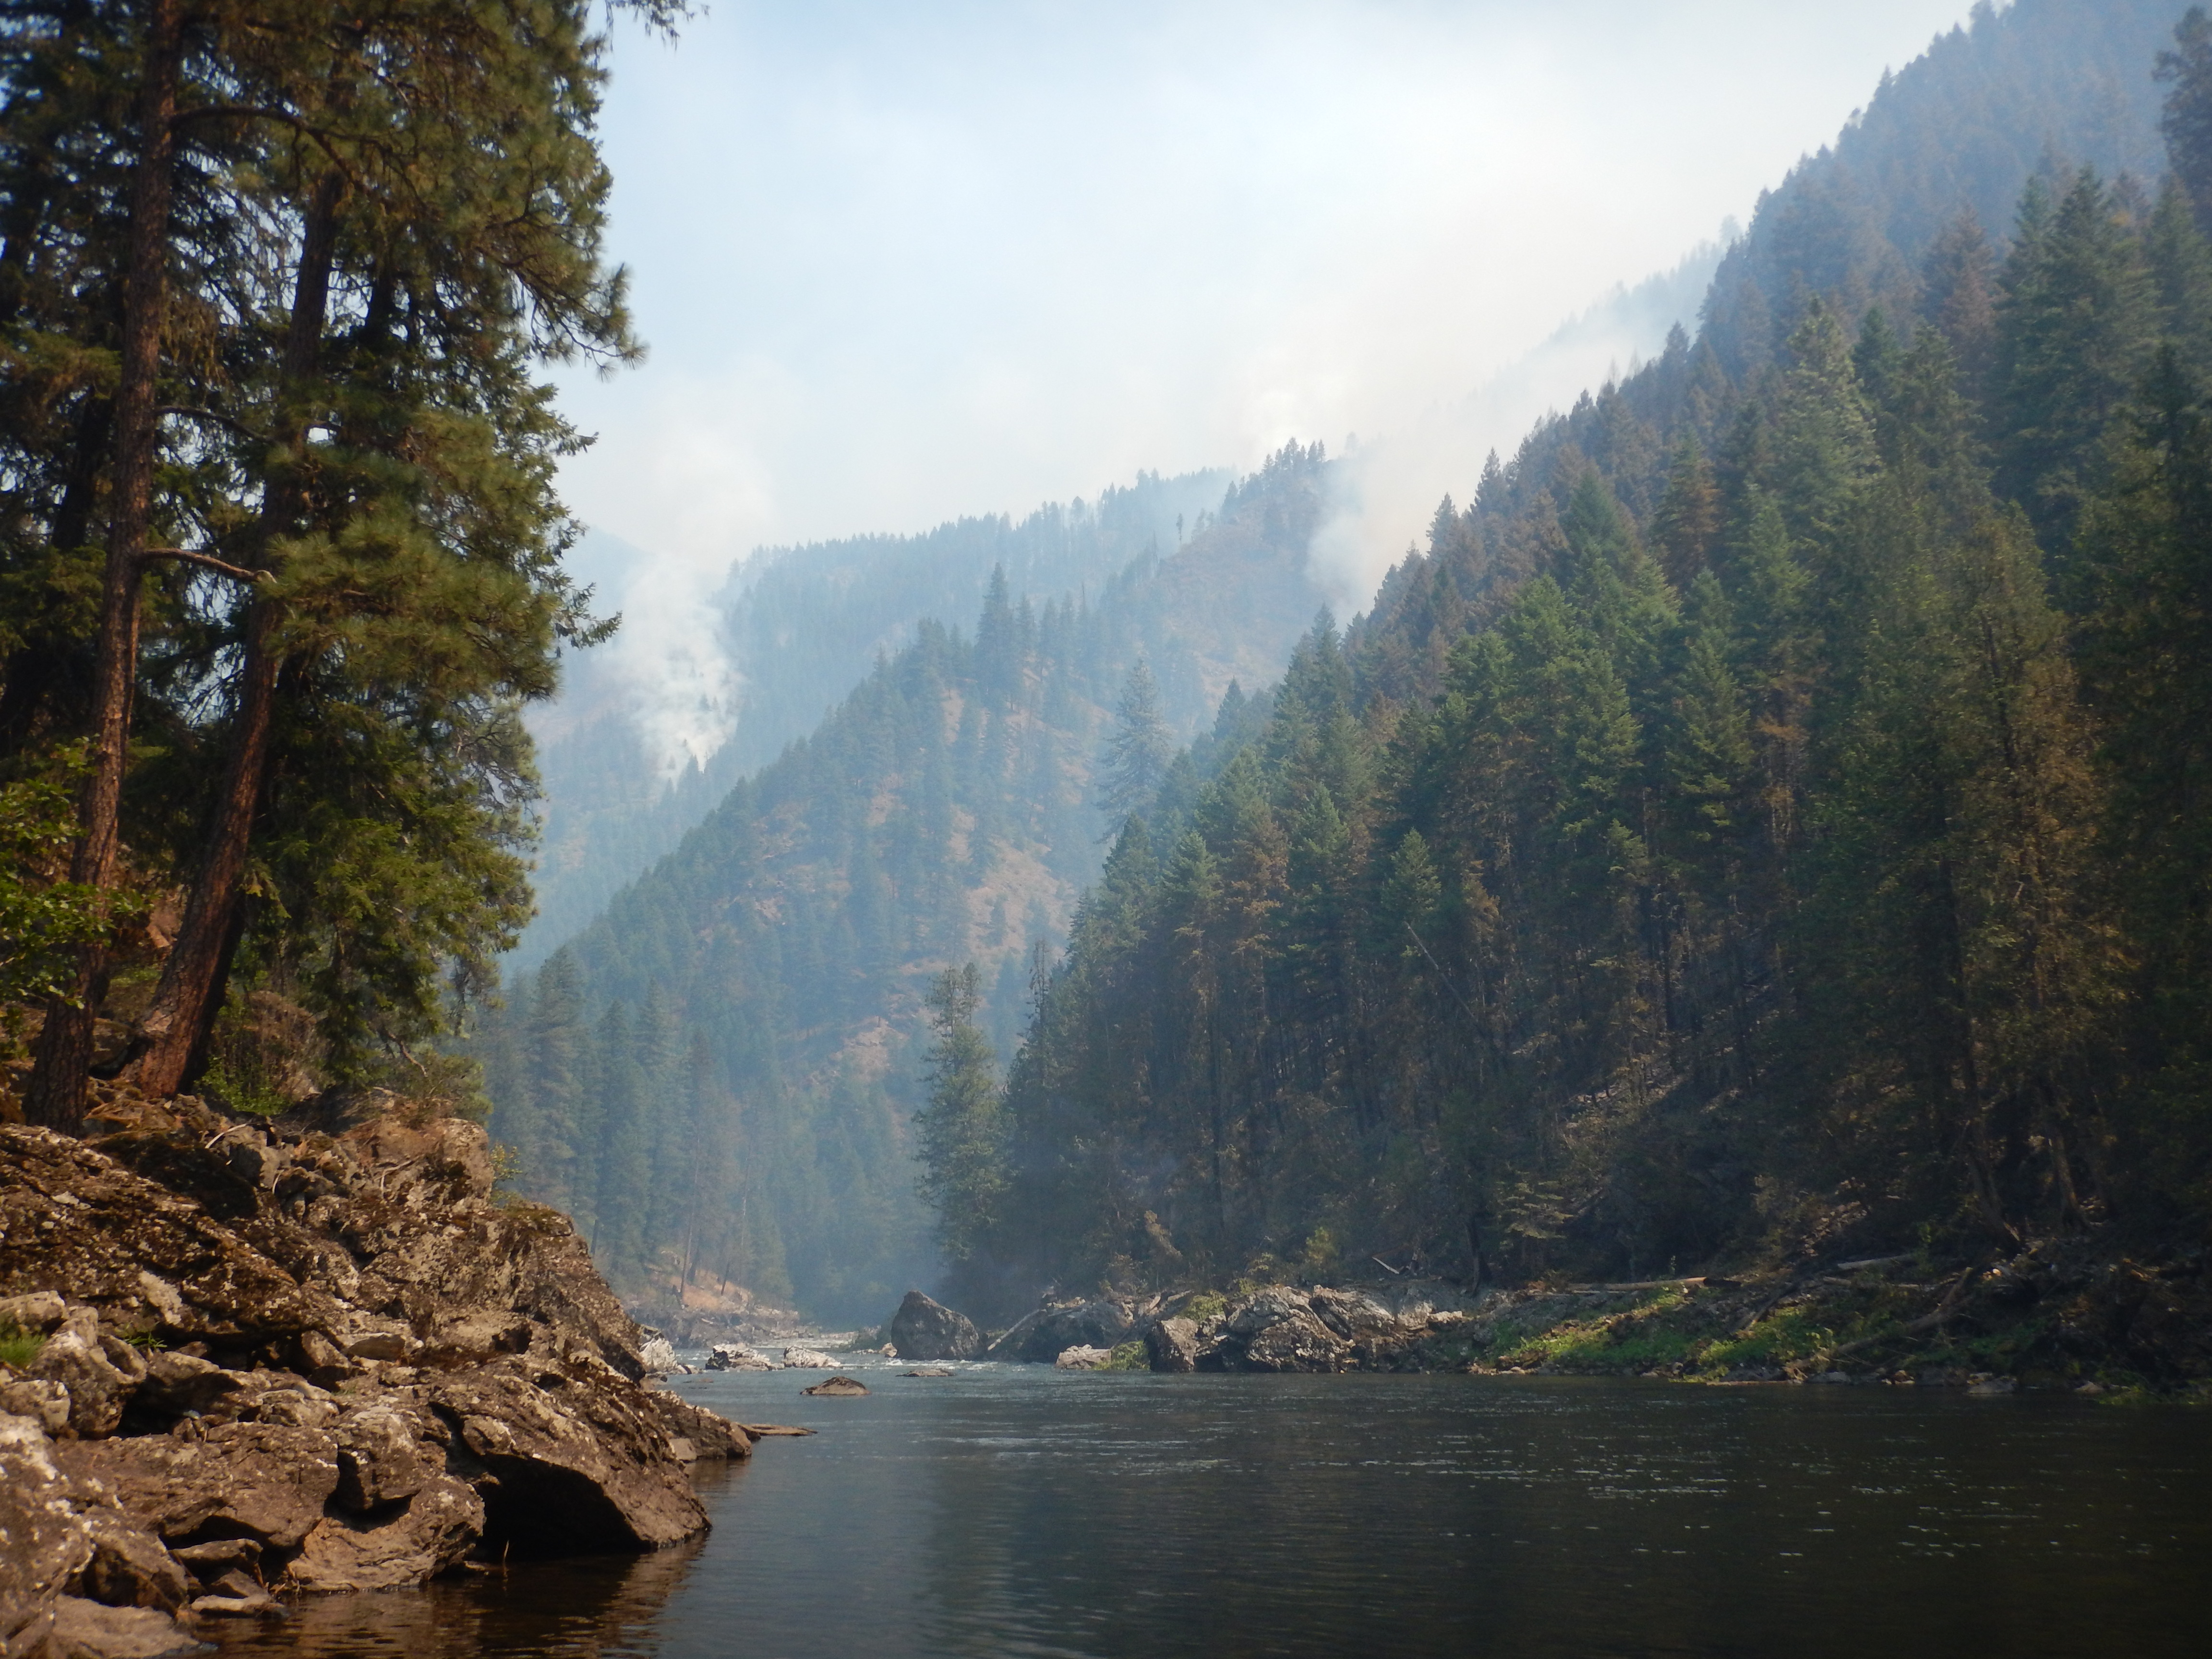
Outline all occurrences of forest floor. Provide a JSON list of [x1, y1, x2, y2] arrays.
[[1420, 1233, 2212, 1397]]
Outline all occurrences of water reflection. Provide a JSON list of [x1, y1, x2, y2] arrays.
[[211, 1369, 2212, 1659], [205, 1475, 721, 1659]]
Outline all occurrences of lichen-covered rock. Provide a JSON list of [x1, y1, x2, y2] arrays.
[[0, 1125, 339, 1349], [25, 1311, 149, 1439], [61, 1421, 341, 1551], [0, 1411, 195, 1659], [330, 1407, 427, 1512], [1240, 1310, 1350, 1372], [888, 1291, 984, 1361], [642, 1389, 753, 1461]]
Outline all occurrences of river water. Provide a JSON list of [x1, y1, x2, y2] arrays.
[[209, 1358, 2212, 1659]]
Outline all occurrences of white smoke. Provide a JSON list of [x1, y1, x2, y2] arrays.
[[1309, 233, 1734, 615]]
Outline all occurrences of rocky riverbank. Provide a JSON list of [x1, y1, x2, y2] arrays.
[[895, 1234, 2212, 1395], [0, 1087, 753, 1659]]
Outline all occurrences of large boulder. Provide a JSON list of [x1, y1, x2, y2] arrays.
[[1240, 1310, 1350, 1372], [889, 1291, 984, 1362], [286, 1475, 483, 1592], [424, 1357, 708, 1552], [704, 1343, 770, 1371], [1144, 1318, 1200, 1373], [1188, 1287, 1352, 1372], [986, 1298, 1141, 1363], [61, 1421, 343, 1551]]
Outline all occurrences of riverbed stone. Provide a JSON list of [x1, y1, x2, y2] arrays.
[[889, 1291, 985, 1361], [1054, 1346, 1111, 1370]]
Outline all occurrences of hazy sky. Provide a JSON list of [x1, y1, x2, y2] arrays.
[[553, 0, 1977, 696]]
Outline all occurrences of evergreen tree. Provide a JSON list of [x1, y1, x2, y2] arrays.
[[1097, 659, 1172, 831], [914, 963, 1006, 1262]]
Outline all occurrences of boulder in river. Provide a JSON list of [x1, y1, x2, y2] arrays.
[[888, 1290, 985, 1361], [705, 1342, 772, 1371], [1145, 1317, 1200, 1373], [780, 1347, 839, 1369], [802, 1376, 869, 1396], [986, 1298, 1141, 1363], [1054, 1345, 1112, 1370]]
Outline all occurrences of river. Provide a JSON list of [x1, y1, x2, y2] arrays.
[[208, 1357, 2212, 1658]]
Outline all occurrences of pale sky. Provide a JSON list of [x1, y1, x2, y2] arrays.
[[552, 0, 1977, 750]]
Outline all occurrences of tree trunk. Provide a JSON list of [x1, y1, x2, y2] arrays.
[[24, 0, 183, 1133], [129, 169, 344, 1098]]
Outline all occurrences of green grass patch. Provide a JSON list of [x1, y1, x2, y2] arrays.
[[1492, 1288, 1699, 1371], [0, 1320, 45, 1369], [1179, 1292, 1228, 1324], [1695, 1306, 1838, 1374], [1103, 1341, 1148, 1371]]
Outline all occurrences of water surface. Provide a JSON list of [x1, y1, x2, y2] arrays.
[[211, 1360, 2212, 1658]]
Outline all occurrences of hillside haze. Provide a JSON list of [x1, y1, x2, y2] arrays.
[[483, 448, 1336, 1318], [490, 0, 2209, 1330]]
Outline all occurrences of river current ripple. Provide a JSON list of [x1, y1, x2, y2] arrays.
[[208, 1360, 2212, 1659]]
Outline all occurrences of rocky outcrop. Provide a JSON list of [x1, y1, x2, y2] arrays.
[[1144, 1318, 1200, 1372], [986, 1298, 1142, 1363], [0, 1092, 753, 1646], [888, 1291, 983, 1362], [801, 1376, 868, 1396], [704, 1344, 771, 1371]]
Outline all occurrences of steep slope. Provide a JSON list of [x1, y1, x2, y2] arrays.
[[481, 447, 1333, 1321], [954, 0, 2212, 1315], [519, 469, 1230, 963]]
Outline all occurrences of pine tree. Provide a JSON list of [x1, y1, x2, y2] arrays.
[[2159, 6, 2212, 230], [1650, 436, 1720, 588], [1097, 659, 1172, 831], [914, 963, 1006, 1262]]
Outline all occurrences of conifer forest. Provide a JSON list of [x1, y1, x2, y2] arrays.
[[7, 0, 2212, 1346]]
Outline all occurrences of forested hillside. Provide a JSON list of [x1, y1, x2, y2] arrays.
[[520, 467, 1231, 962], [929, 0, 2212, 1315], [479, 445, 1333, 1319]]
